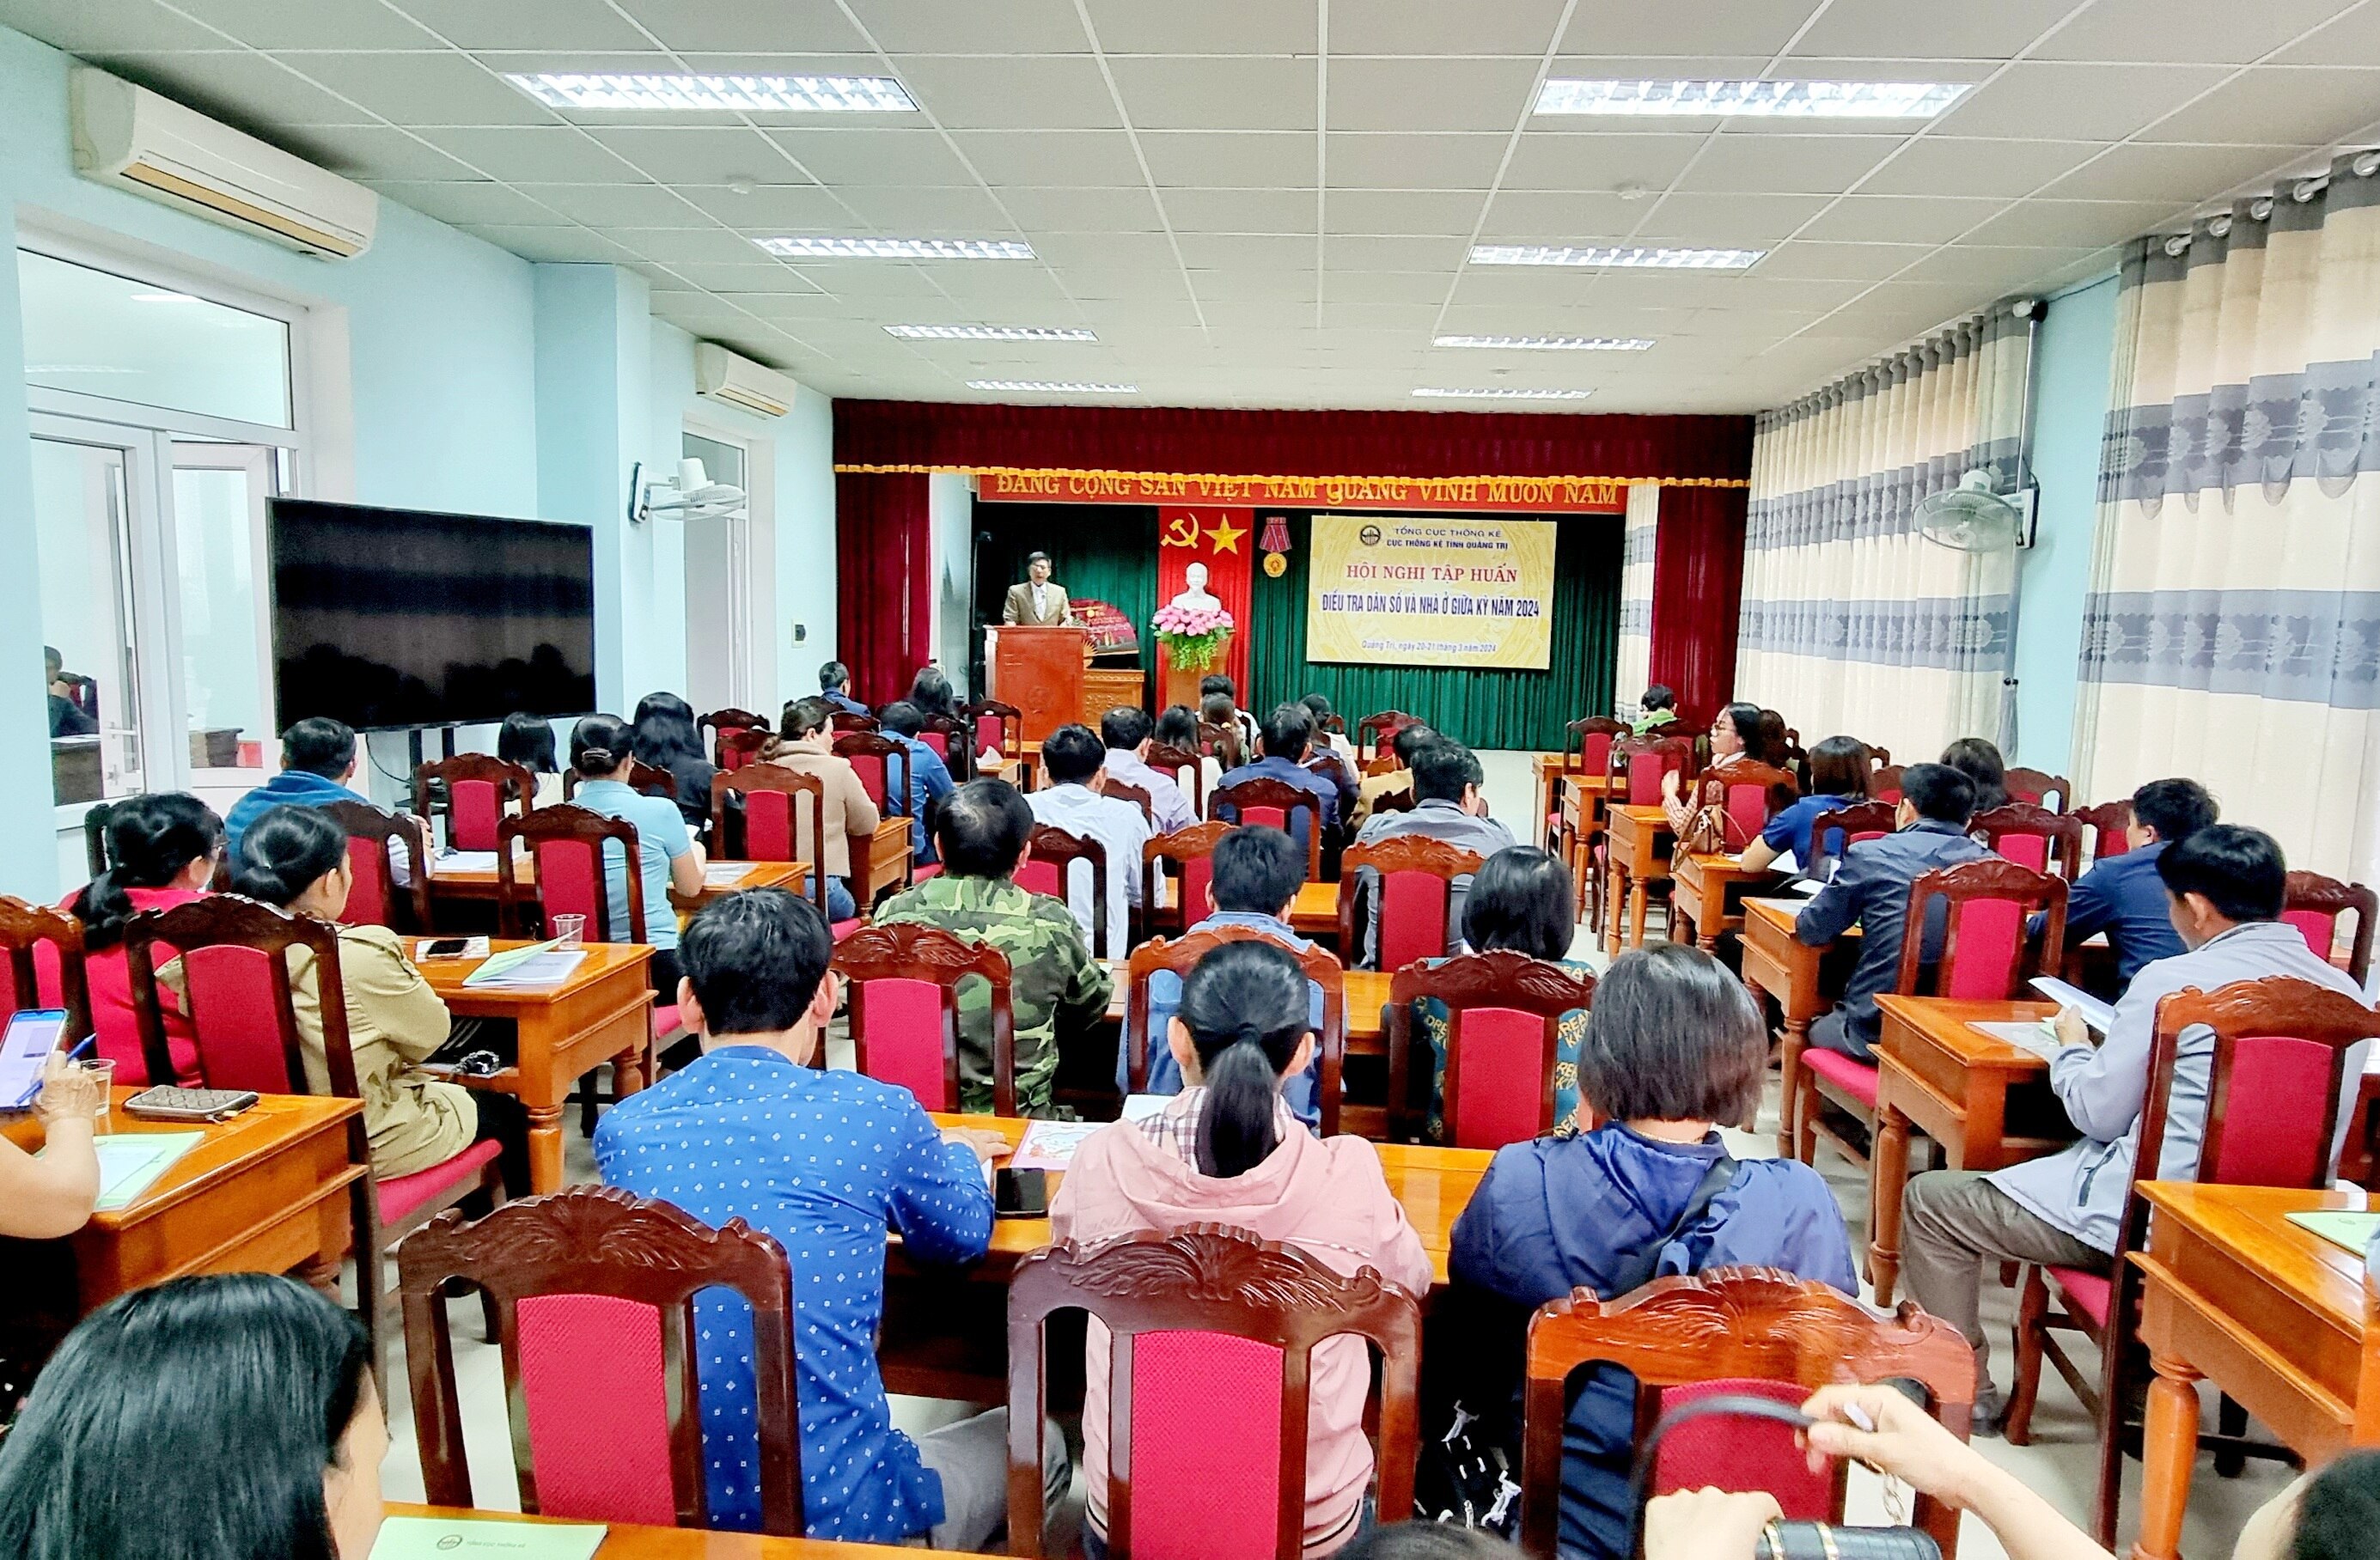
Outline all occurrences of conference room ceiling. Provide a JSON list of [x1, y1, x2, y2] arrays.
[[14, 0, 2380, 413]]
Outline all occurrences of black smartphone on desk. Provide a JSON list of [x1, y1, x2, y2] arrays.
[[994, 1167, 1049, 1218]]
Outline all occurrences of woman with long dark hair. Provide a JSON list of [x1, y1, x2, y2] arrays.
[[0, 1272, 385, 1558], [573, 715, 706, 996], [1052, 941, 1431, 1558], [631, 691, 718, 828], [1659, 700, 1763, 834], [907, 666, 959, 721], [497, 711, 564, 807], [52, 792, 223, 1085], [1942, 735, 2011, 814]]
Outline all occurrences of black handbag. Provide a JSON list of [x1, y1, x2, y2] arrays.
[[1628, 1393, 1943, 1560]]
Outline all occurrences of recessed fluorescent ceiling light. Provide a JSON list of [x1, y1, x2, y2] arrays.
[[969, 380, 1136, 394], [757, 236, 1033, 260], [1470, 244, 1762, 270], [1535, 79, 1968, 118], [506, 72, 915, 113], [1435, 334, 1653, 351], [887, 324, 1096, 342], [1413, 387, 1593, 400]]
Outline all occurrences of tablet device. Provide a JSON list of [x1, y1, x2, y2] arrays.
[[0, 1009, 70, 1110]]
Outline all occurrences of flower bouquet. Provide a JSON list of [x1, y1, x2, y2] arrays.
[[1151, 600, 1234, 673]]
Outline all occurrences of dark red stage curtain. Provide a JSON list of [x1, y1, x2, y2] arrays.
[[835, 401, 1750, 484], [833, 471, 931, 706], [1645, 483, 1749, 724]]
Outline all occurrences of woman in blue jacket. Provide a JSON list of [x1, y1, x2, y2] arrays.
[[1445, 943, 1855, 1560]]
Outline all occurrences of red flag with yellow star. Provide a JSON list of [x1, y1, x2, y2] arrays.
[[1156, 506, 1254, 698]]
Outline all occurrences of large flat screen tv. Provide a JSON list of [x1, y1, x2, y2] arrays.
[[269, 499, 597, 732]]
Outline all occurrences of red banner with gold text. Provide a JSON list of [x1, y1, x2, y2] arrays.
[[1156, 507, 1254, 702], [982, 469, 1627, 514]]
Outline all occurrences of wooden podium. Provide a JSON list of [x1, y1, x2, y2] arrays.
[[985, 625, 1087, 743]]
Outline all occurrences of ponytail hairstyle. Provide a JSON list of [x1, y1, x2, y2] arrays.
[[72, 793, 224, 950], [571, 714, 633, 779], [1175, 941, 1314, 1179], [229, 806, 348, 910]]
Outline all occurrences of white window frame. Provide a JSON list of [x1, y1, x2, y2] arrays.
[[681, 412, 775, 714]]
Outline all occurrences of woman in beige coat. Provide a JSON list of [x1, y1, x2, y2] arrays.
[[765, 696, 882, 922]]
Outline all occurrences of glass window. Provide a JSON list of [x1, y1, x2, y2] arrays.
[[33, 437, 145, 805], [682, 430, 745, 495], [18, 250, 292, 429], [172, 445, 275, 768]]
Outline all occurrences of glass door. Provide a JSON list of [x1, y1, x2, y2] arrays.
[[170, 442, 277, 779], [681, 429, 753, 713], [31, 431, 154, 807]]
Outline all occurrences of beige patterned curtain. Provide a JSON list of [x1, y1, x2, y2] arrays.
[[1614, 483, 1659, 717]]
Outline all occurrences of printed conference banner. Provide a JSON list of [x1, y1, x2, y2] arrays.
[[1306, 514, 1557, 670]]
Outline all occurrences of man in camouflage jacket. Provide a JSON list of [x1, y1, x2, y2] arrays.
[[874, 779, 1114, 1114]]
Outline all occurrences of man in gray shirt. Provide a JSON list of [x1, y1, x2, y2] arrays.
[[1350, 739, 1514, 967], [1899, 825, 2371, 1428]]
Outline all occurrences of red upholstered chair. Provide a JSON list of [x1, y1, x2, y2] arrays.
[[1356, 708, 1420, 764], [829, 710, 880, 734], [1124, 928, 1346, 1136], [412, 755, 536, 853], [918, 712, 969, 778], [0, 896, 91, 1043], [2003, 767, 2072, 812], [2282, 869, 2377, 985], [564, 756, 677, 805], [1197, 720, 1245, 771], [833, 730, 907, 815], [1340, 835, 1486, 974], [2005, 977, 2380, 1545], [716, 727, 771, 772], [1680, 760, 1800, 854], [832, 922, 1016, 1116], [1004, 1225, 1421, 1560], [1017, 824, 1114, 959], [399, 1185, 802, 1534], [1145, 740, 1205, 820], [1105, 779, 1155, 826], [1586, 734, 1695, 934], [710, 768, 857, 939], [1520, 1270, 1974, 1560], [967, 699, 1024, 769], [1143, 820, 1232, 941], [1384, 951, 1596, 1149], [1802, 800, 1897, 884], [2073, 799, 2133, 868], [497, 805, 643, 944], [1550, 716, 1627, 862], [320, 801, 432, 935], [1970, 801, 2085, 879], [1211, 777, 1324, 881], [1790, 859, 2068, 1190], [699, 707, 764, 768], [1870, 764, 1907, 805], [121, 897, 504, 1368]]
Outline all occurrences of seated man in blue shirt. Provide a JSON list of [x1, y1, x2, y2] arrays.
[[1214, 703, 1341, 856], [224, 716, 371, 861], [1794, 763, 1992, 1062], [2028, 777, 2214, 993], [876, 700, 957, 864], [1131, 825, 1327, 1124], [595, 889, 1066, 1548], [818, 658, 870, 717]]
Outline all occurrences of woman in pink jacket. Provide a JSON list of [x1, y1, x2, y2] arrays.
[[1051, 941, 1431, 1557]]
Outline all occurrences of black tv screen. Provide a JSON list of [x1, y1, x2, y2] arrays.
[[269, 499, 597, 732]]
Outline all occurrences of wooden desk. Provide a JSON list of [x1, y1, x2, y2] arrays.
[[2133, 1185, 2380, 1560], [1602, 804, 1673, 955], [850, 817, 914, 911], [1740, 897, 1859, 1156], [419, 941, 656, 1193], [1529, 751, 1571, 842], [387, 1504, 992, 1557], [671, 860, 809, 913], [421, 847, 529, 906], [1289, 879, 1339, 935], [1669, 852, 1782, 952], [1867, 996, 2076, 1306], [2, 1090, 364, 1377]]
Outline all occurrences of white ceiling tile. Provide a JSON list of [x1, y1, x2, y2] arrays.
[[661, 260, 815, 289], [1186, 270, 1318, 303], [1553, 0, 1828, 58], [82, 52, 375, 132], [1324, 271, 1457, 303], [1480, 189, 1650, 239], [1936, 62, 2233, 141], [827, 186, 1017, 233], [1785, 0, 2075, 58], [1200, 301, 1319, 331], [618, 228, 784, 264], [166, 0, 437, 49], [1888, 245, 2105, 291], [0, 0, 234, 52], [609, 0, 870, 52], [1139, 131, 1315, 186], [424, 125, 644, 181], [950, 130, 1149, 186], [1327, 58, 1543, 132], [366, 180, 575, 227], [773, 130, 976, 186], [1675, 134, 1907, 196], [1028, 232, 1185, 269], [507, 182, 707, 226], [1956, 198, 2179, 247], [1325, 133, 1510, 190], [2033, 0, 2358, 65], [1629, 192, 1836, 241], [1853, 138, 2106, 200], [912, 265, 1077, 303], [2273, 3, 2380, 64], [1499, 131, 1706, 192], [1081, 0, 1315, 54], [291, 124, 485, 180], [1316, 302, 1447, 331], [1331, 0, 1565, 54], [588, 125, 794, 184], [1326, 234, 1472, 271], [787, 264, 955, 298], [276, 52, 559, 127], [1326, 189, 1488, 235], [894, 56, 1121, 131], [1163, 188, 1318, 234], [2140, 69, 2380, 147], [1747, 241, 1936, 281], [393, 0, 651, 50], [1175, 234, 1315, 269], [998, 186, 1167, 231], [2038, 142, 2323, 202], [848, 0, 1090, 52], [713, 289, 870, 317], [679, 183, 849, 226], [1110, 56, 1315, 131], [455, 224, 640, 263], [1795, 193, 2011, 244]]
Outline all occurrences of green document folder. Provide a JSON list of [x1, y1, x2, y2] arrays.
[[89, 1131, 204, 1211], [368, 1515, 607, 1560], [2283, 1209, 2380, 1256]]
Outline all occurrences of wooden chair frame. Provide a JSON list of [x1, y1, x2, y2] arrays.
[[1870, 764, 1907, 802], [1144, 740, 1205, 820], [831, 922, 1018, 1117], [2005, 977, 2380, 1545], [1211, 777, 1325, 881], [1588, 734, 1696, 934], [966, 699, 1026, 766], [1104, 779, 1154, 826], [399, 1185, 802, 1535], [698, 707, 764, 768], [1676, 759, 1800, 862], [1553, 716, 1628, 861], [2072, 799, 2133, 868], [711, 768, 831, 917], [1123, 928, 1347, 1137], [716, 727, 772, 771], [320, 800, 434, 935], [1384, 950, 1596, 1146], [1339, 834, 1486, 973], [497, 805, 644, 943], [1141, 820, 1232, 941], [918, 712, 973, 781], [0, 896, 94, 1044], [1355, 709, 1419, 764], [1005, 1225, 1421, 1560], [829, 710, 881, 733], [563, 756, 676, 804], [1802, 800, 1899, 884], [1197, 720, 1246, 771], [1024, 824, 1113, 960], [1969, 801, 2086, 880], [1520, 1269, 1974, 1560], [2285, 868, 2378, 986], [2003, 767, 2072, 813], [834, 730, 915, 820], [412, 755, 537, 849]]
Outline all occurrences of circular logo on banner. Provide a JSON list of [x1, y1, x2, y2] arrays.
[[1358, 524, 1382, 546], [1263, 551, 1287, 577]]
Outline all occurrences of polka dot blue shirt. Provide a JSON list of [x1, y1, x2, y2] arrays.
[[593, 1047, 993, 1540]]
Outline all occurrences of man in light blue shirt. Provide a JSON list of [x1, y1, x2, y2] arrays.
[[1214, 703, 1340, 856], [566, 716, 704, 992], [1899, 826, 2371, 1426], [1025, 723, 1150, 959], [877, 700, 956, 864], [1097, 706, 1197, 835]]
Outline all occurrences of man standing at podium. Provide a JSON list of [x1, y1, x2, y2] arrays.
[[1002, 551, 1076, 626]]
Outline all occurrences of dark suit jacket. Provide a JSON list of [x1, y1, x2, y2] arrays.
[[1794, 820, 1992, 1052]]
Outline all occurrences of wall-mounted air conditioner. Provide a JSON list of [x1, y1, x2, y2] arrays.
[[70, 66, 378, 259], [695, 342, 799, 418]]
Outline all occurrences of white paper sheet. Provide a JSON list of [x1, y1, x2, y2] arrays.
[[2029, 977, 2115, 1032]]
